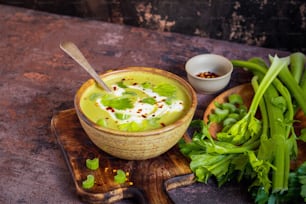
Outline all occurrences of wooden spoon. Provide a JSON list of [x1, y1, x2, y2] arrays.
[[60, 41, 112, 93]]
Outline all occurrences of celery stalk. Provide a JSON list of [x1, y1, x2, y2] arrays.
[[264, 85, 289, 192], [250, 76, 269, 155], [269, 55, 306, 114], [290, 52, 305, 83], [222, 56, 290, 145], [232, 59, 306, 114], [300, 57, 306, 94], [300, 69, 306, 95]]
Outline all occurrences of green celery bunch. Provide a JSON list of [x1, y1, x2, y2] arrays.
[[179, 55, 304, 203], [232, 54, 304, 201]]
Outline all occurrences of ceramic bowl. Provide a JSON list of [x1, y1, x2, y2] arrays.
[[74, 67, 197, 160], [185, 54, 233, 94]]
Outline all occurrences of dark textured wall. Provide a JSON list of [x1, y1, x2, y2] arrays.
[[1, 0, 305, 52]]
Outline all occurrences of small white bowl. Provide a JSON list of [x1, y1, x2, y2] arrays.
[[185, 54, 233, 94]]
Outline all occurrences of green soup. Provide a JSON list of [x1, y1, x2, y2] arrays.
[[80, 71, 191, 132]]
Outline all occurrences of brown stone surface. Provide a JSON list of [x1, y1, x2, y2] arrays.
[[1, 0, 306, 52], [0, 4, 289, 204]]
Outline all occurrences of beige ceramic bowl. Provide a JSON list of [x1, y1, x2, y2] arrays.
[[74, 67, 197, 160], [185, 54, 233, 94]]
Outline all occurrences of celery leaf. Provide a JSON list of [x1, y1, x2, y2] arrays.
[[153, 83, 177, 97], [101, 94, 134, 110]]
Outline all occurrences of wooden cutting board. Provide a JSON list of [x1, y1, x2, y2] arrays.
[[51, 109, 195, 204]]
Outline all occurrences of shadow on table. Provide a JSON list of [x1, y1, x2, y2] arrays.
[[168, 178, 253, 204]]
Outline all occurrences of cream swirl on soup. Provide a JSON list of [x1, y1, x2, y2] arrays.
[[80, 71, 191, 132]]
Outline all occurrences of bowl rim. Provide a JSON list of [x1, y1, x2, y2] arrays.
[[185, 53, 233, 81], [74, 66, 198, 136]]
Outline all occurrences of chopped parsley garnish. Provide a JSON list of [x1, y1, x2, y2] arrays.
[[96, 118, 107, 127], [123, 91, 137, 96], [141, 82, 152, 89], [115, 113, 130, 120], [118, 118, 161, 132], [118, 121, 143, 131], [165, 97, 174, 105], [101, 94, 134, 110], [89, 93, 102, 101], [117, 81, 127, 88], [141, 97, 156, 105], [153, 83, 177, 97]]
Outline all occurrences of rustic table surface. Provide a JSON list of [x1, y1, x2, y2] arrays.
[[0, 4, 289, 204]]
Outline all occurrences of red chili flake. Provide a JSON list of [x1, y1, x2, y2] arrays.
[[106, 107, 115, 112], [196, 71, 219, 78], [141, 114, 147, 118], [160, 123, 166, 127], [158, 105, 163, 109], [113, 86, 117, 91], [137, 109, 142, 113], [133, 82, 138, 86]]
